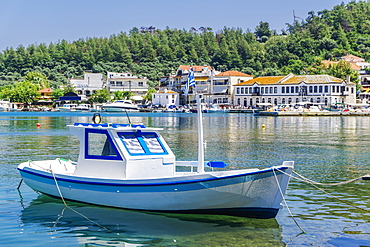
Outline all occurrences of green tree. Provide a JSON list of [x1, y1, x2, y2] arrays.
[[254, 21, 272, 40], [1, 81, 40, 103], [143, 88, 157, 102], [89, 89, 110, 103], [23, 72, 50, 89]]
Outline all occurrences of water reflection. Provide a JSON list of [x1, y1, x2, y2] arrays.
[[20, 195, 284, 246]]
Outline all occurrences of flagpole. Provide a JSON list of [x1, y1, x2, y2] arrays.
[[196, 94, 205, 173]]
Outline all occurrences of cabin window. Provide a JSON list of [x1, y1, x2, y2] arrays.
[[118, 132, 167, 155], [85, 129, 122, 160]]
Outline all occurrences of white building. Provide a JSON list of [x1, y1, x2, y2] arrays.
[[234, 74, 356, 107], [160, 65, 252, 105], [152, 90, 179, 107], [70, 72, 104, 97], [106, 72, 149, 102]]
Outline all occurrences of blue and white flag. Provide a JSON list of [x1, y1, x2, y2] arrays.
[[184, 67, 196, 96]]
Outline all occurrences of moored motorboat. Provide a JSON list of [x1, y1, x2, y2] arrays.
[[17, 96, 294, 218], [102, 100, 139, 112], [58, 103, 78, 112]]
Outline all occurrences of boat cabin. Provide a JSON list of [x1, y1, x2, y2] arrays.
[[69, 123, 176, 179]]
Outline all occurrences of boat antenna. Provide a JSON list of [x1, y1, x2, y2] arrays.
[[124, 109, 132, 125]]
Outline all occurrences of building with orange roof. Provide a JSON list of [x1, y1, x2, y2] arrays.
[[233, 73, 356, 107], [151, 89, 179, 107], [38, 88, 53, 100], [160, 66, 253, 105]]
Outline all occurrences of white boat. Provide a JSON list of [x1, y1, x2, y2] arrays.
[[17, 95, 294, 218], [102, 100, 139, 112], [203, 104, 229, 113], [59, 104, 78, 112], [0, 100, 10, 111], [75, 104, 91, 111], [7, 102, 24, 111]]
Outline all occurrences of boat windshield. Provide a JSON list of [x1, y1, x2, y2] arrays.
[[85, 129, 122, 160], [118, 132, 167, 155]]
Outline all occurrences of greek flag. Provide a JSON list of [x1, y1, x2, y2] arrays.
[[184, 67, 196, 96]]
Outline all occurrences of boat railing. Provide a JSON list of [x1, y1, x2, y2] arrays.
[[176, 161, 227, 172]]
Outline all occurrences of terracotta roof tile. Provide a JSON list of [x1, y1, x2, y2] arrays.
[[234, 74, 344, 86], [216, 71, 251, 77], [179, 65, 213, 72], [235, 76, 285, 86], [38, 88, 53, 93]]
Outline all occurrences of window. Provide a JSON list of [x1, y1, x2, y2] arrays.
[[116, 81, 123, 86], [319, 86, 322, 93], [309, 86, 313, 93], [286, 87, 289, 93], [237, 98, 240, 105], [237, 88, 240, 94], [138, 81, 144, 87], [249, 87, 253, 94], [85, 129, 122, 160], [261, 87, 264, 94], [119, 132, 167, 155], [282, 87, 285, 93], [325, 86, 328, 93], [274, 87, 277, 93], [314, 86, 317, 93], [270, 87, 273, 94], [241, 88, 244, 94]]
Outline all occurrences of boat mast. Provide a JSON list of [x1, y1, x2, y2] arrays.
[[196, 94, 205, 173]]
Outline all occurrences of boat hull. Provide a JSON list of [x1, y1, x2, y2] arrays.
[[18, 165, 292, 218], [102, 107, 139, 112]]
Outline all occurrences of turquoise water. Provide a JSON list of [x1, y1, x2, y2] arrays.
[[1, 112, 370, 246]]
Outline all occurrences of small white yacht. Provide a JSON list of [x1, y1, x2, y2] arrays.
[[59, 104, 78, 112], [102, 100, 139, 112]]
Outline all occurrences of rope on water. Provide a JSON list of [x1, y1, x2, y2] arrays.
[[275, 169, 370, 212], [51, 170, 109, 231], [292, 170, 367, 186], [272, 168, 305, 234]]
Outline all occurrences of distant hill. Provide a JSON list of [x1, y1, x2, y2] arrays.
[[0, 1, 369, 88]]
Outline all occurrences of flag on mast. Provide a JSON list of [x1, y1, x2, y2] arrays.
[[184, 67, 196, 96]]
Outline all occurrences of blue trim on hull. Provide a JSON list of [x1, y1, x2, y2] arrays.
[[18, 166, 290, 188]]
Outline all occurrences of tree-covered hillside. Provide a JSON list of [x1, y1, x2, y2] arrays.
[[0, 1, 369, 88]]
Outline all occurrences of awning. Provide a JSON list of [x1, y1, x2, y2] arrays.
[[59, 96, 81, 101], [213, 87, 228, 93]]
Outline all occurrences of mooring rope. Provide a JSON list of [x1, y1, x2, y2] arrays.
[[51, 170, 109, 231], [292, 170, 366, 186], [275, 169, 370, 212], [272, 168, 305, 234]]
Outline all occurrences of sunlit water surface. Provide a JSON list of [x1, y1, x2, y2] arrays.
[[1, 112, 369, 246]]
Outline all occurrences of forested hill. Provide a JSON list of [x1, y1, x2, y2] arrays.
[[0, 1, 369, 88]]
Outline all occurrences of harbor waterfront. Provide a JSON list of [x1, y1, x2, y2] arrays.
[[1, 112, 370, 246]]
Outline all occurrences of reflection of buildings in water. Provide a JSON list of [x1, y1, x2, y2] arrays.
[[20, 195, 283, 246]]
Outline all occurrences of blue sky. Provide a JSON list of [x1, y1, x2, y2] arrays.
[[0, 0, 353, 52]]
